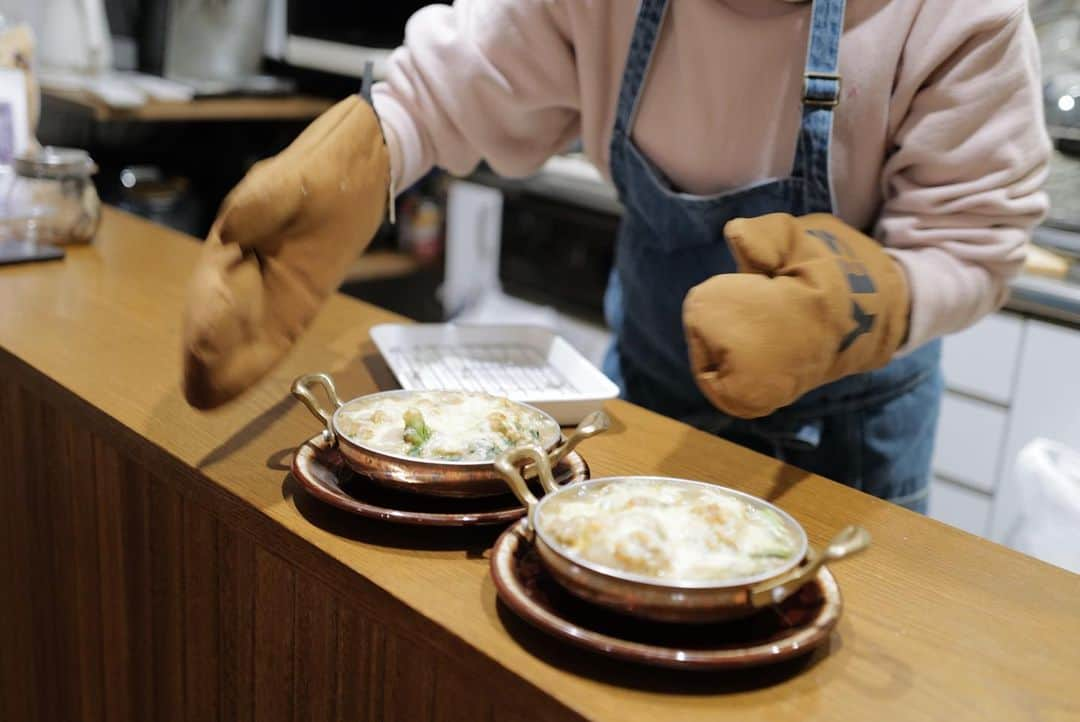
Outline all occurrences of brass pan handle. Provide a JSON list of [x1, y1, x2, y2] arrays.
[[291, 373, 344, 445], [547, 410, 610, 469], [495, 444, 559, 532], [749, 525, 871, 608]]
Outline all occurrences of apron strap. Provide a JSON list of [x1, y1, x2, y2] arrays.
[[611, 0, 669, 140], [791, 0, 848, 213], [612, 0, 845, 214]]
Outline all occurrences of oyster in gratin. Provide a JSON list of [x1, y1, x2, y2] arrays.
[[537, 479, 799, 582], [335, 391, 558, 462]]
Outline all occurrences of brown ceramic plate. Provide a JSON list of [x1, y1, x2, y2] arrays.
[[291, 435, 589, 526], [490, 521, 842, 669]]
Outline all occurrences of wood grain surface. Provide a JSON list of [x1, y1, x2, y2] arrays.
[[43, 88, 334, 123], [0, 208, 1078, 722]]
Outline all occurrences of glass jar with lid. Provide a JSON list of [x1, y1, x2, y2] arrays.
[[1, 147, 101, 245]]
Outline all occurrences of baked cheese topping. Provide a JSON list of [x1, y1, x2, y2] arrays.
[[336, 391, 557, 462], [538, 479, 799, 582]]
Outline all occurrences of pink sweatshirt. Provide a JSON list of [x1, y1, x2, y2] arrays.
[[372, 0, 1051, 350]]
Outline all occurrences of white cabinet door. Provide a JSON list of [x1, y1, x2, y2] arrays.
[[941, 312, 1025, 405], [932, 394, 1009, 493], [929, 478, 993, 537], [990, 320, 1080, 543]]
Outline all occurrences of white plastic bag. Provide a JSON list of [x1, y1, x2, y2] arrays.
[[1010, 439, 1080, 574]]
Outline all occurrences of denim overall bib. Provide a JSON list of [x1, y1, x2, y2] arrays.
[[602, 0, 943, 512]]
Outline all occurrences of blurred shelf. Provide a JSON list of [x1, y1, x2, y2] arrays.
[[344, 250, 423, 283], [469, 154, 623, 216], [43, 88, 333, 123]]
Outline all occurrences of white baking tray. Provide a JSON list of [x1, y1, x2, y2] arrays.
[[369, 323, 620, 425]]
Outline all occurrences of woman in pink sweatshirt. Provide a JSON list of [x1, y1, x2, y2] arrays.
[[365, 0, 1051, 512], [184, 0, 1050, 513]]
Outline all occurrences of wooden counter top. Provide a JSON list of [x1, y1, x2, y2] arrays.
[[1, 208, 1077, 722], [43, 88, 333, 122]]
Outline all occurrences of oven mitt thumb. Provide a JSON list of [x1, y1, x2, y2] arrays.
[[683, 213, 910, 419], [181, 94, 390, 409]]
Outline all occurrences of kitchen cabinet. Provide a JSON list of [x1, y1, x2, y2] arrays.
[[931, 312, 1022, 536], [940, 311, 1024, 405], [990, 319, 1080, 543], [931, 311, 1080, 553], [929, 477, 994, 536], [932, 394, 1009, 494]]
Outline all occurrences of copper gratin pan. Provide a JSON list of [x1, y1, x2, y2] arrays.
[[291, 373, 608, 498], [493, 445, 870, 623]]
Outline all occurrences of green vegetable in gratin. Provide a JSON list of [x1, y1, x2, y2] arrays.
[[334, 391, 558, 462]]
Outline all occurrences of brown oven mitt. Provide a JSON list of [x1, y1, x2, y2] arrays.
[[683, 213, 910, 419], [181, 95, 390, 409]]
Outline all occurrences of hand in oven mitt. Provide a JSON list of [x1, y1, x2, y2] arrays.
[[182, 95, 390, 410], [682, 213, 910, 419]]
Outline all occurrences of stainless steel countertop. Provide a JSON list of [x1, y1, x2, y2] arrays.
[[1017, 224, 1080, 327], [1007, 272, 1080, 326]]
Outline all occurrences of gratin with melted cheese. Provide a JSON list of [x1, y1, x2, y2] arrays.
[[335, 391, 558, 462], [537, 479, 799, 582]]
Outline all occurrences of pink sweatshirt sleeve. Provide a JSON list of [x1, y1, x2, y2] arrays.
[[877, 4, 1051, 352], [374, 0, 1050, 356], [372, 0, 580, 192]]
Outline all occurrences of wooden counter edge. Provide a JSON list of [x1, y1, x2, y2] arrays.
[[0, 323, 582, 722]]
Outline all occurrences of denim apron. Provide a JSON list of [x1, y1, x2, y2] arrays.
[[602, 0, 943, 512]]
